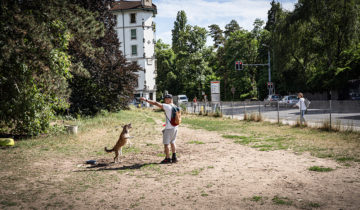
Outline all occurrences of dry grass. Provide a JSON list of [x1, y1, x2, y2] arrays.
[[184, 115, 360, 162], [1, 108, 360, 209], [0, 108, 164, 209]]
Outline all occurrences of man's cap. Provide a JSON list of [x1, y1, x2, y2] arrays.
[[164, 94, 172, 99]]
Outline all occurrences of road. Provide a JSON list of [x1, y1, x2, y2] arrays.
[[186, 103, 360, 130]]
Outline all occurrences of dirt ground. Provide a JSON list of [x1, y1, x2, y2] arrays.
[[2, 119, 360, 210]]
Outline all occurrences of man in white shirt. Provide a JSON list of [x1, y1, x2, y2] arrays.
[[140, 94, 178, 164]]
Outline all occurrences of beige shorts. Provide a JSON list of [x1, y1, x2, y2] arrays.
[[162, 128, 178, 145]]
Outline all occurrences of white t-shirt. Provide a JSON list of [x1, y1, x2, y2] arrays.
[[163, 103, 178, 129], [296, 98, 307, 110]]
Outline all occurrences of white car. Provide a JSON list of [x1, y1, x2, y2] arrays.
[[264, 94, 282, 107], [177, 95, 188, 103], [173, 95, 188, 105], [279, 95, 299, 107]]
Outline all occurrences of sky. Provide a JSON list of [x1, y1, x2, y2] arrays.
[[151, 0, 298, 46]]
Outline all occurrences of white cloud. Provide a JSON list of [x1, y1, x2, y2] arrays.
[[153, 0, 296, 45]]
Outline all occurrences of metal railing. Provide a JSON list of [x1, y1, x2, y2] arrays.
[[182, 100, 360, 131]]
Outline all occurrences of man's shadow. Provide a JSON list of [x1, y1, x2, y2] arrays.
[[75, 161, 160, 172]]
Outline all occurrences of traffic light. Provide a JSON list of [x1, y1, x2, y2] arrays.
[[235, 61, 243, 70]]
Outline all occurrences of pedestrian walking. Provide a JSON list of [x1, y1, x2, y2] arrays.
[[193, 96, 197, 113], [140, 94, 179, 164], [294, 92, 306, 125]]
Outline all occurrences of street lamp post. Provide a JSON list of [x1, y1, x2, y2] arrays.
[[262, 44, 272, 95], [234, 44, 273, 96]]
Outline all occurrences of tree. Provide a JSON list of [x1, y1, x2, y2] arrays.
[[251, 18, 265, 39], [0, 0, 101, 135], [224, 20, 241, 38], [209, 24, 225, 48], [155, 40, 176, 100], [68, 0, 139, 115], [160, 10, 213, 99], [172, 10, 188, 54], [269, 0, 360, 96]]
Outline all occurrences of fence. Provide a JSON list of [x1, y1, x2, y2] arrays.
[[183, 100, 360, 131]]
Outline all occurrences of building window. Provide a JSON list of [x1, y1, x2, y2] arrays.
[[147, 58, 153, 65], [135, 79, 139, 88], [131, 29, 136, 40], [131, 45, 137, 56], [130, 13, 136, 23]]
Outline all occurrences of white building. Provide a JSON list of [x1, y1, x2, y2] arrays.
[[111, 0, 157, 103]]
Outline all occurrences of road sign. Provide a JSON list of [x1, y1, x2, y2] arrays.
[[211, 81, 220, 102], [231, 87, 235, 94], [211, 81, 220, 94]]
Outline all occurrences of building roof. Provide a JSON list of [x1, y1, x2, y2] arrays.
[[111, 0, 157, 14]]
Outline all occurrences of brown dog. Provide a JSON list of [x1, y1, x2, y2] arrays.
[[105, 123, 132, 163]]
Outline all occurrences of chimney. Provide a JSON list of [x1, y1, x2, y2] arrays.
[[141, 0, 152, 7]]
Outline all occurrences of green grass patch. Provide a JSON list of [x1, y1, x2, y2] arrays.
[[190, 168, 204, 176], [201, 192, 209, 197], [336, 157, 355, 162], [145, 117, 155, 124], [183, 117, 247, 132], [272, 196, 292, 205], [0, 200, 18, 207], [187, 140, 205, 144], [222, 135, 255, 145], [223, 134, 292, 151], [156, 153, 166, 157], [252, 144, 273, 149], [205, 183, 214, 188], [308, 166, 334, 172], [251, 196, 262, 202], [145, 143, 159, 147], [141, 164, 161, 172], [123, 146, 141, 154], [305, 202, 321, 208]]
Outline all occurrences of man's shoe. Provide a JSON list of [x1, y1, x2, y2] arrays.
[[160, 158, 171, 164], [172, 153, 177, 163]]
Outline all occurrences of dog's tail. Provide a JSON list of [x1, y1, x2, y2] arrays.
[[104, 147, 113, 153]]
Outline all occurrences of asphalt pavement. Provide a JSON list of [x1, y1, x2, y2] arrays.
[[186, 103, 360, 131]]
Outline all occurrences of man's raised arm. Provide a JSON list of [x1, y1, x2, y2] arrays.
[[139, 97, 163, 109]]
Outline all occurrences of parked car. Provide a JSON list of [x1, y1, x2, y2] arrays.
[[173, 94, 188, 105], [264, 94, 282, 107], [349, 92, 360, 100], [279, 95, 299, 107]]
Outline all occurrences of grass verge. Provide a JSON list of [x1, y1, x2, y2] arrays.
[[182, 115, 360, 162]]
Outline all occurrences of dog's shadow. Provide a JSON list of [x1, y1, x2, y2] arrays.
[[76, 161, 160, 172]]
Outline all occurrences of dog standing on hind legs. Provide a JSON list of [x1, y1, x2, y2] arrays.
[[104, 123, 132, 163]]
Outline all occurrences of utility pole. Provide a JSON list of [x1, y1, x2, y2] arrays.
[[262, 44, 272, 95], [267, 48, 272, 95]]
